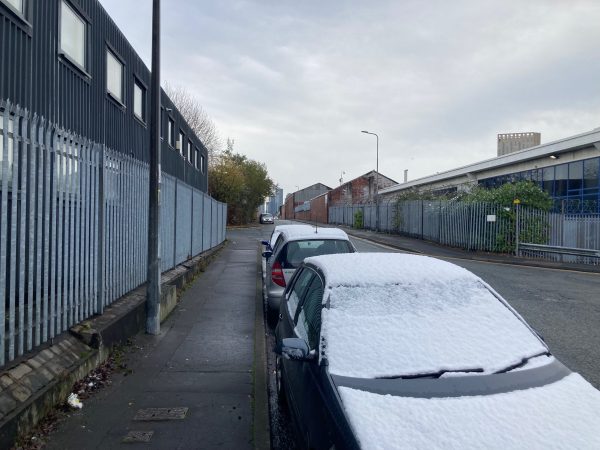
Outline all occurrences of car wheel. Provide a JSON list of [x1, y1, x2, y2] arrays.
[[276, 355, 287, 407]]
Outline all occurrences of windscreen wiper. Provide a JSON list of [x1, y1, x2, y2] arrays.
[[377, 367, 484, 380], [494, 350, 551, 374]]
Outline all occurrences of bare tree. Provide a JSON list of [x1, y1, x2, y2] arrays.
[[164, 83, 222, 160]]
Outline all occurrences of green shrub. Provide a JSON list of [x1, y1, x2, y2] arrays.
[[353, 209, 364, 229]]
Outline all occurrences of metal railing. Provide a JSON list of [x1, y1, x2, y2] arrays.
[[519, 243, 600, 259], [329, 200, 600, 265], [0, 101, 226, 366]]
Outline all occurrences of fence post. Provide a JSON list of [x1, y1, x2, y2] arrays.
[[173, 178, 178, 265], [515, 202, 521, 256], [420, 200, 424, 240], [96, 145, 105, 315], [190, 188, 194, 258]]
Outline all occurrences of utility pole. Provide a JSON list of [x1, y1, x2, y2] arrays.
[[146, 0, 161, 335]]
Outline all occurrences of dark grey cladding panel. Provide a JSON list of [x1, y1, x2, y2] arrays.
[[0, 0, 208, 190]]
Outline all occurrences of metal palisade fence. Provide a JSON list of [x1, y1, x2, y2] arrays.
[[329, 200, 600, 264], [0, 101, 226, 366]]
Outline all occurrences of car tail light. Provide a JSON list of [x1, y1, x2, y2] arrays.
[[271, 261, 286, 287]]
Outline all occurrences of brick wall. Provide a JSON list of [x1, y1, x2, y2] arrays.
[[295, 195, 328, 223]]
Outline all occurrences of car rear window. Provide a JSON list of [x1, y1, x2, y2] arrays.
[[280, 239, 354, 268]]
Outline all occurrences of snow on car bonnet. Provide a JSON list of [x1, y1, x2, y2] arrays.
[[305, 253, 547, 379], [339, 373, 600, 449]]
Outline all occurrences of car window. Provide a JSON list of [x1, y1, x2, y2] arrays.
[[295, 275, 324, 350], [281, 239, 354, 268], [272, 234, 284, 255], [287, 268, 314, 319], [269, 230, 281, 248]]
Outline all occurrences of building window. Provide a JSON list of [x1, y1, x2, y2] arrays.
[[568, 161, 583, 194], [583, 158, 599, 190], [200, 154, 205, 174], [168, 118, 174, 147], [554, 164, 568, 197], [542, 166, 554, 196], [178, 131, 184, 156], [2, 0, 24, 14], [106, 49, 123, 102], [60, 1, 86, 68], [187, 140, 192, 162], [133, 79, 145, 121], [0, 113, 15, 183], [194, 148, 199, 169]]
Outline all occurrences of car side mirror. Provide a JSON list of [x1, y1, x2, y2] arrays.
[[262, 250, 272, 259], [280, 338, 314, 361], [261, 240, 270, 246]]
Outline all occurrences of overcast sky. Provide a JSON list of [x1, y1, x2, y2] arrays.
[[100, 0, 600, 195]]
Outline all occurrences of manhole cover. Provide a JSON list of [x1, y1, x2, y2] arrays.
[[123, 430, 154, 443], [134, 407, 189, 421]]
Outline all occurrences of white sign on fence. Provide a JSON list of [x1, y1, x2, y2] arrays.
[[486, 214, 497, 222]]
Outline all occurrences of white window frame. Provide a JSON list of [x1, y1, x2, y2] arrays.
[[60, 0, 87, 69], [167, 118, 174, 147], [178, 131, 184, 156], [133, 79, 145, 121], [200, 154, 205, 174], [2, 0, 24, 14], [194, 148, 199, 169], [0, 113, 15, 184], [106, 49, 124, 103]]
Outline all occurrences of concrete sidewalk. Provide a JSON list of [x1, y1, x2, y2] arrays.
[[335, 225, 600, 274], [42, 228, 268, 449]]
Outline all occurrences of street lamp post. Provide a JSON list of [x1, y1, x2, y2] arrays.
[[147, 0, 161, 335], [361, 130, 379, 232]]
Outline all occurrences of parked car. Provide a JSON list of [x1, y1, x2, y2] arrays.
[[263, 227, 355, 324], [261, 224, 315, 251], [259, 213, 274, 224], [275, 253, 600, 450]]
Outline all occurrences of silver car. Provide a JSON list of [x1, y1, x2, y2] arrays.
[[263, 226, 355, 324]]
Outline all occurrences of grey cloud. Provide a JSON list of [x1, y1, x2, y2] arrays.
[[100, 0, 600, 193]]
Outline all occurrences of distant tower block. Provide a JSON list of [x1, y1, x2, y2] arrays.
[[497, 132, 541, 156]]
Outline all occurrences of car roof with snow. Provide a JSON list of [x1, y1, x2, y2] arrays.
[[279, 226, 349, 242], [273, 224, 314, 234]]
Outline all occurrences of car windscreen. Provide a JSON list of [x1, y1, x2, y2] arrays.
[[321, 279, 547, 379], [280, 239, 353, 268]]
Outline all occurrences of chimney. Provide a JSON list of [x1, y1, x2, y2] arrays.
[[404, 169, 408, 183]]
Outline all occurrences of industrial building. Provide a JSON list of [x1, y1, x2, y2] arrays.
[[283, 172, 397, 222], [0, 0, 207, 190], [380, 129, 600, 214]]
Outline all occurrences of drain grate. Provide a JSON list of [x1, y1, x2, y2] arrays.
[[123, 430, 154, 443], [133, 407, 189, 421]]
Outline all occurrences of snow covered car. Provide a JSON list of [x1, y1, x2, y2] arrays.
[[263, 226, 355, 325], [261, 223, 315, 252], [274, 253, 600, 450]]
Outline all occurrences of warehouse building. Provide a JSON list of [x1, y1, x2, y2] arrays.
[[380, 129, 600, 214]]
